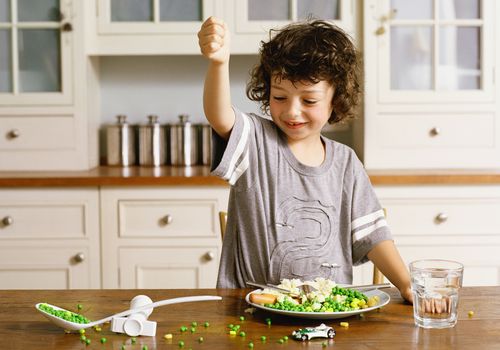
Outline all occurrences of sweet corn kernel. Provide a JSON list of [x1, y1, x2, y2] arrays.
[[340, 322, 349, 328], [468, 311, 474, 318], [164, 333, 173, 339]]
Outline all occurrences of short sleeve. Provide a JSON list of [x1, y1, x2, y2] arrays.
[[350, 155, 393, 265], [211, 107, 253, 185]]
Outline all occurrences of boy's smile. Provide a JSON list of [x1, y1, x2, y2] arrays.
[[269, 77, 335, 146]]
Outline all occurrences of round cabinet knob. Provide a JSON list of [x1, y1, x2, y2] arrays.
[[429, 127, 441, 137], [2, 216, 13, 226], [74, 252, 85, 263], [435, 213, 448, 224], [204, 251, 215, 261], [7, 129, 20, 139], [162, 214, 173, 225]]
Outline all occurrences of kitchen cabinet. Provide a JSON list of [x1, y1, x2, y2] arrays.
[[100, 186, 228, 289], [88, 0, 353, 54], [0, 188, 100, 289], [359, 0, 500, 169], [228, 0, 354, 53], [0, 0, 99, 170], [363, 185, 500, 287]]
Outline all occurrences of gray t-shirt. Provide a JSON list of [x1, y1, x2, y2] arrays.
[[211, 108, 392, 288]]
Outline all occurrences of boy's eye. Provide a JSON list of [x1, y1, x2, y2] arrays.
[[273, 96, 286, 101], [303, 99, 317, 105]]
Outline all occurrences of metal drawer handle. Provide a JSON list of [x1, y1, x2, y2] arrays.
[[435, 213, 448, 224], [1, 216, 13, 226], [7, 129, 20, 139], [162, 214, 173, 225], [429, 127, 441, 137], [74, 252, 85, 263], [204, 251, 215, 261]]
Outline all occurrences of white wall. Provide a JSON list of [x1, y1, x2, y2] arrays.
[[99, 55, 262, 125]]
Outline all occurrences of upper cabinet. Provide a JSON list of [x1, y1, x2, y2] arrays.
[[0, 0, 73, 105], [361, 0, 499, 169], [88, 0, 353, 55], [229, 0, 354, 53]]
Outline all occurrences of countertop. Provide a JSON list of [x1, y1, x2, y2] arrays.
[[1, 166, 500, 187], [2, 287, 499, 349]]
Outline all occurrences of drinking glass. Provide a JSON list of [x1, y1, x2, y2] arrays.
[[409, 259, 464, 329]]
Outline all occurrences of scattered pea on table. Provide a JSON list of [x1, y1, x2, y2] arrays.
[[203, 321, 210, 327], [100, 337, 107, 344]]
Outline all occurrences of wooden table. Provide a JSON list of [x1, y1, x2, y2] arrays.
[[1, 287, 499, 349]]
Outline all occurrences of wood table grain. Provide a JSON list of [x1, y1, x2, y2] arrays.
[[1, 287, 499, 349]]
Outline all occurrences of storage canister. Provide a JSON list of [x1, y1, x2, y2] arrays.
[[138, 115, 166, 167], [169, 114, 198, 166], [106, 115, 136, 166], [197, 123, 212, 166]]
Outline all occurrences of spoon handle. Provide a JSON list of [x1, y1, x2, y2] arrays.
[[90, 295, 222, 326]]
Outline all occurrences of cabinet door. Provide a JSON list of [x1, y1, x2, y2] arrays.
[[0, 188, 101, 289], [375, 185, 500, 287], [119, 247, 220, 289], [233, 0, 352, 34], [97, 0, 216, 34], [367, 0, 495, 104], [0, 245, 92, 289], [0, 0, 73, 105]]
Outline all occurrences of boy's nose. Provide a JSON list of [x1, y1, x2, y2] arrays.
[[284, 100, 302, 118]]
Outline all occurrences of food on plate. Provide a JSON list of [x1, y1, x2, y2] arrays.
[[249, 293, 278, 305], [249, 278, 381, 313], [292, 323, 336, 341]]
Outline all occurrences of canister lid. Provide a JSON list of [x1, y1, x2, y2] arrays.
[[177, 114, 191, 125], [147, 115, 160, 124]]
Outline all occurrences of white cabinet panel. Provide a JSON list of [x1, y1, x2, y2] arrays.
[[101, 186, 229, 289], [375, 185, 500, 287], [119, 247, 220, 289], [118, 199, 218, 238], [360, 0, 499, 169], [0, 188, 101, 289]]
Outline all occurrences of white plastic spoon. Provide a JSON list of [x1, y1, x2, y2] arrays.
[[36, 295, 222, 331]]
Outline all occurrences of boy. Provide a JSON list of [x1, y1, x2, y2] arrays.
[[198, 17, 412, 302]]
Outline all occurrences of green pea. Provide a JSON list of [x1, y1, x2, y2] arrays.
[[239, 331, 246, 337], [85, 339, 91, 345], [178, 340, 185, 347], [248, 341, 254, 348], [77, 304, 83, 311], [192, 321, 198, 327], [190, 327, 196, 333], [261, 335, 267, 341], [278, 339, 284, 344], [131, 337, 137, 344], [204, 321, 210, 327], [198, 337, 204, 343], [239, 316, 245, 321], [121, 345, 126, 350], [100, 337, 107, 344], [322, 341, 328, 347], [283, 335, 288, 341], [80, 335, 86, 341], [142, 346, 148, 350]]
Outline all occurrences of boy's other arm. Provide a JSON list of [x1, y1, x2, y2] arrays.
[[367, 240, 413, 303], [198, 17, 235, 140]]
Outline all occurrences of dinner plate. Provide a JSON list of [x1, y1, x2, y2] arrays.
[[245, 289, 390, 319]]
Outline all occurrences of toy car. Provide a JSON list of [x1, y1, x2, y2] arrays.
[[291, 323, 336, 341]]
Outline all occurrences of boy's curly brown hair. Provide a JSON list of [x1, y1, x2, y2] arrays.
[[246, 20, 361, 124]]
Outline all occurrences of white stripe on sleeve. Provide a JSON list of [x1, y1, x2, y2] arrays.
[[351, 209, 385, 230], [223, 113, 250, 182], [229, 151, 249, 185], [352, 219, 387, 243]]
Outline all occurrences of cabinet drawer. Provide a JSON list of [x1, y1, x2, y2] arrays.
[[383, 199, 500, 236], [0, 246, 91, 289], [118, 199, 217, 238], [0, 115, 75, 150], [119, 247, 219, 289], [0, 189, 98, 239], [377, 113, 495, 149]]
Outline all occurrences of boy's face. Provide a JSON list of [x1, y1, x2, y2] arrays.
[[269, 76, 334, 144]]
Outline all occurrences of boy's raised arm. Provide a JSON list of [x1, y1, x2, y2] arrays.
[[198, 17, 235, 140]]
